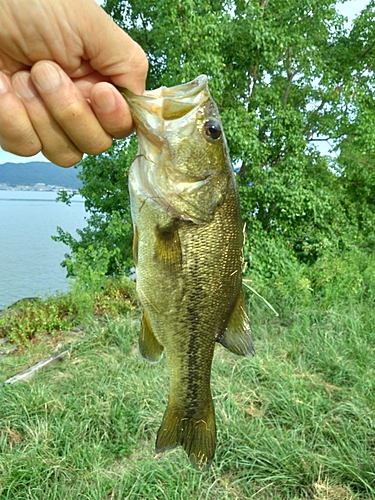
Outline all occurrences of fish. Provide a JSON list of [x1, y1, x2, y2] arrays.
[[119, 75, 254, 471]]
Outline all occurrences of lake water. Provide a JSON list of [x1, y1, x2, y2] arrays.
[[0, 190, 87, 309]]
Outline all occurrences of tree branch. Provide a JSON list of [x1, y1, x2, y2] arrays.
[[259, 0, 268, 11], [250, 63, 258, 99], [282, 46, 297, 106], [359, 44, 375, 60], [309, 137, 331, 142], [239, 160, 248, 177]]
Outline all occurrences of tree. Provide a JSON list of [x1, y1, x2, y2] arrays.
[[55, 139, 137, 279], [57, 0, 375, 280]]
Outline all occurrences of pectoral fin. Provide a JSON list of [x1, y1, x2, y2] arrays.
[[154, 220, 182, 269], [139, 310, 164, 363], [217, 289, 255, 358]]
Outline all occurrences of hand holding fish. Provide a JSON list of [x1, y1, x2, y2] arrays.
[[0, 0, 148, 166]]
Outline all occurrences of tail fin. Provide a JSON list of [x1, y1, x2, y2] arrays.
[[155, 398, 216, 471]]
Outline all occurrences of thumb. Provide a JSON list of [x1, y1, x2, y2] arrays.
[[80, 2, 148, 94]]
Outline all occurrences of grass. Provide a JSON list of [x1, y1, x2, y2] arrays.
[[1, 257, 375, 498]]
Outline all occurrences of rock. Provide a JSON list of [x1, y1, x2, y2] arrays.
[[0, 339, 19, 360], [7, 297, 39, 309], [0, 345, 18, 356]]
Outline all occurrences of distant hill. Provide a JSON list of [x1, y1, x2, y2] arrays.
[[0, 161, 82, 189]]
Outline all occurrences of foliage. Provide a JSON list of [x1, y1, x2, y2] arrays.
[[68, 275, 137, 320], [0, 296, 78, 346], [56, 0, 375, 281], [0, 277, 136, 345], [54, 139, 137, 277]]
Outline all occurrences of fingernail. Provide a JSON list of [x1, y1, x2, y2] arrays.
[[33, 62, 61, 92], [93, 87, 117, 112], [0, 72, 9, 95], [13, 72, 37, 99]]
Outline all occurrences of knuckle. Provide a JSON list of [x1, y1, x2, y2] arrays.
[[42, 141, 83, 167], [45, 152, 83, 168], [112, 126, 134, 140], [1, 133, 41, 157], [83, 135, 113, 156], [0, 107, 42, 156], [101, 108, 134, 139], [54, 102, 113, 154], [23, 142, 42, 156], [59, 101, 85, 122]]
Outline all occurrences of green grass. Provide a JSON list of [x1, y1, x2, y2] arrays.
[[1, 257, 375, 498]]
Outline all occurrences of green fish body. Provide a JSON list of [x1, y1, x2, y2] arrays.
[[120, 76, 254, 471]]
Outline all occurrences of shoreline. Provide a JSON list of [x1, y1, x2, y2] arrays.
[[0, 183, 77, 192]]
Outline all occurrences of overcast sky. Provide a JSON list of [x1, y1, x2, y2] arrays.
[[0, 0, 371, 165]]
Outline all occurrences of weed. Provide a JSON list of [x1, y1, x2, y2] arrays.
[[0, 277, 137, 345]]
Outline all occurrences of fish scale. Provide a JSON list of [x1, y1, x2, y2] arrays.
[[119, 75, 255, 471]]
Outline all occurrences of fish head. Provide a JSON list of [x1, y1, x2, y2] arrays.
[[119, 76, 233, 223]]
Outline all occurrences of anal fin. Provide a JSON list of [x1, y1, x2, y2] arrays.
[[139, 310, 164, 363], [217, 289, 255, 358]]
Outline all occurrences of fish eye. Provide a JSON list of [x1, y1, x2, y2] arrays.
[[204, 120, 222, 141]]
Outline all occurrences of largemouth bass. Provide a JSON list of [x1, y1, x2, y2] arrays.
[[120, 75, 254, 471]]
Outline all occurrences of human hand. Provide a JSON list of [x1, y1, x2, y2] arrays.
[[0, 0, 148, 166]]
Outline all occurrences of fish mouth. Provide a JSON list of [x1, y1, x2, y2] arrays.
[[117, 75, 210, 126], [141, 74, 208, 100]]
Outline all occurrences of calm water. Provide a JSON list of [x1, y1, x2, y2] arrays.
[[0, 190, 87, 309]]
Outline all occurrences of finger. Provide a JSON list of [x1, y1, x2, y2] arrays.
[[30, 60, 113, 155], [73, 72, 112, 99], [102, 39, 149, 95], [78, 4, 148, 94], [90, 82, 134, 139], [0, 51, 30, 76], [12, 71, 83, 167], [0, 71, 42, 156]]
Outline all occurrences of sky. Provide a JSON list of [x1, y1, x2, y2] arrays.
[[0, 0, 371, 165]]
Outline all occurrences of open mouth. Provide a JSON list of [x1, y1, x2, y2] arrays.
[[118, 75, 210, 123]]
